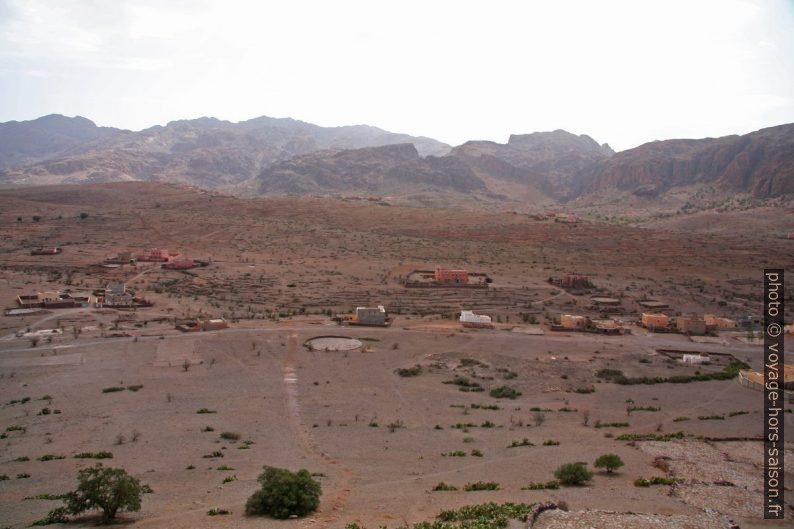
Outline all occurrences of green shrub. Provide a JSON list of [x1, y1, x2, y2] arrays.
[[521, 480, 559, 490], [542, 440, 560, 446], [74, 451, 113, 459], [37, 454, 65, 462], [634, 476, 683, 487], [14, 456, 30, 462], [594, 421, 630, 428], [201, 426, 215, 432], [45, 464, 144, 523], [396, 365, 422, 377], [489, 385, 521, 399], [463, 481, 500, 491], [443, 450, 466, 457], [245, 466, 321, 519], [508, 438, 534, 448], [208, 508, 230, 515], [594, 453, 624, 473], [101, 387, 125, 393], [673, 416, 690, 422], [220, 432, 240, 441], [432, 482, 457, 491], [30, 507, 69, 526], [627, 405, 660, 412], [574, 386, 595, 394], [698, 414, 725, 420], [203, 451, 224, 459], [222, 475, 237, 483], [126, 385, 144, 392], [196, 408, 217, 414], [471, 449, 483, 457], [554, 463, 593, 486], [728, 410, 749, 417]]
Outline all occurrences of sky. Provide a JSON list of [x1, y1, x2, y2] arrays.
[[1, 0, 793, 151]]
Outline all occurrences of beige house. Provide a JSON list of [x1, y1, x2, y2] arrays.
[[641, 313, 669, 330]]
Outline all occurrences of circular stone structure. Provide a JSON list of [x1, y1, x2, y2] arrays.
[[305, 336, 363, 352]]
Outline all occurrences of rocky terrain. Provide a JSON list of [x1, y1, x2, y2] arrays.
[[1, 115, 791, 206], [574, 123, 794, 199]]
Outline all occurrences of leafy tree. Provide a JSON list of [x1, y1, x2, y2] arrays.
[[60, 464, 143, 523], [594, 453, 624, 473], [554, 462, 593, 486], [245, 466, 321, 519]]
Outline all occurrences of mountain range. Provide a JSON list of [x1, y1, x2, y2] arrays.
[[0, 114, 791, 203]]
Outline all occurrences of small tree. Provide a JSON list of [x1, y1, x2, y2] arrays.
[[58, 464, 143, 523], [554, 462, 593, 486], [594, 453, 624, 473], [245, 466, 321, 519]]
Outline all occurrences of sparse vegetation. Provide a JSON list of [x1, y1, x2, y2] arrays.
[[463, 481, 500, 491], [245, 466, 321, 519], [554, 463, 593, 486], [489, 385, 521, 399]]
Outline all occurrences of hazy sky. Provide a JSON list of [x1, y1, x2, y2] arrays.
[[1, 0, 793, 151]]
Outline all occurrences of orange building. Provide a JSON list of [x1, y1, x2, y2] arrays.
[[434, 268, 469, 284], [641, 313, 669, 330], [704, 314, 737, 330], [560, 314, 587, 329]]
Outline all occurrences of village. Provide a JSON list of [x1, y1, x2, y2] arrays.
[[0, 185, 791, 529]]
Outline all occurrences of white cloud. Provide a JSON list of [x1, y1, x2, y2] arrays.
[[0, 0, 792, 150]]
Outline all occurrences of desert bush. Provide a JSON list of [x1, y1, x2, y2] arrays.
[[463, 481, 500, 491], [126, 385, 143, 392], [627, 405, 660, 412], [509, 438, 534, 448], [396, 365, 422, 377], [432, 482, 458, 491], [443, 450, 466, 457], [101, 387, 125, 393], [594, 453, 624, 473], [543, 440, 560, 446], [634, 476, 683, 487], [554, 463, 593, 486], [594, 421, 630, 428], [222, 475, 237, 483], [521, 480, 560, 490], [207, 508, 230, 515], [17, 473, 31, 479], [574, 386, 595, 394], [728, 410, 749, 417], [196, 408, 216, 414], [470, 449, 483, 457], [673, 416, 690, 422], [40, 464, 144, 524], [245, 466, 321, 519], [37, 454, 65, 461], [220, 432, 240, 441], [201, 426, 215, 432], [489, 385, 521, 399], [698, 414, 725, 420], [14, 456, 30, 462], [74, 451, 113, 459], [203, 451, 224, 459]]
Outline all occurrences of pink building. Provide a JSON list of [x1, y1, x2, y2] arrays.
[[435, 268, 469, 284]]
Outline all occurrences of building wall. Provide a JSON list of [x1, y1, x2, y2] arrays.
[[642, 313, 669, 329], [677, 317, 707, 335], [560, 314, 586, 329], [356, 307, 386, 325], [435, 268, 469, 284]]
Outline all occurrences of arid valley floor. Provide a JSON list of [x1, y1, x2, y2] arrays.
[[0, 183, 792, 529]]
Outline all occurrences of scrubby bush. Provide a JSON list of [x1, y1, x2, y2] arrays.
[[43, 464, 144, 523], [74, 451, 113, 459], [489, 385, 521, 399], [208, 508, 230, 515], [594, 453, 624, 473], [220, 432, 240, 441], [432, 482, 458, 491], [101, 387, 125, 393], [554, 463, 593, 486], [396, 365, 422, 377], [521, 480, 560, 490], [634, 476, 683, 487], [463, 481, 500, 491], [245, 466, 321, 519]]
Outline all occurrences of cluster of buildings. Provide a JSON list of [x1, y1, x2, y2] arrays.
[[550, 274, 592, 290], [557, 314, 626, 335], [15, 291, 91, 310], [640, 313, 740, 335]]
